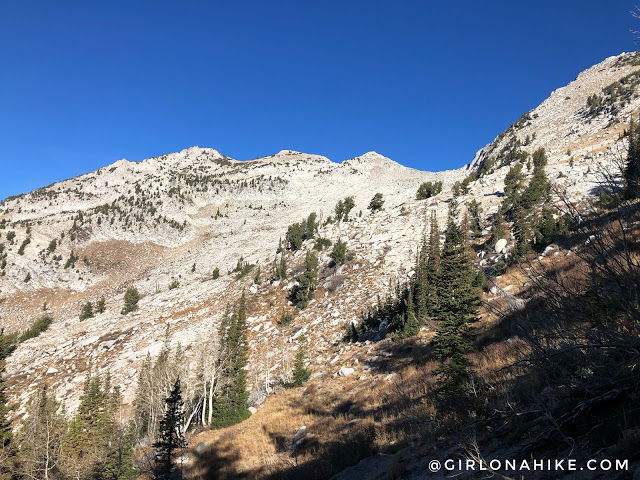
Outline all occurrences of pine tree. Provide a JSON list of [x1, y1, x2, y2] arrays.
[[425, 210, 441, 315], [62, 369, 125, 479], [625, 115, 640, 199], [14, 385, 67, 480], [466, 199, 482, 236], [211, 294, 250, 428], [121, 287, 140, 315], [330, 239, 348, 265], [0, 331, 14, 456], [401, 287, 420, 337], [0, 358, 13, 480], [153, 378, 186, 480], [96, 297, 106, 313], [79, 301, 94, 320], [433, 200, 481, 399], [290, 335, 312, 386], [368, 193, 385, 213], [290, 252, 319, 309], [413, 236, 429, 322]]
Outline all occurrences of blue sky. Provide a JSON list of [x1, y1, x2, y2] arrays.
[[0, 1, 637, 200]]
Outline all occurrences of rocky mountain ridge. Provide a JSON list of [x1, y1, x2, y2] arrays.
[[1, 50, 640, 422]]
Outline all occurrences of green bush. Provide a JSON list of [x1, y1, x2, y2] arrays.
[[168, 279, 179, 290], [313, 237, 332, 251], [212, 267, 220, 279]]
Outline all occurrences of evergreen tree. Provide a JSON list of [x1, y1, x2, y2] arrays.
[[79, 301, 94, 321], [0, 330, 15, 459], [63, 369, 126, 479], [401, 287, 421, 337], [503, 162, 525, 210], [330, 239, 348, 265], [625, 115, 640, 198], [273, 252, 287, 280], [334, 196, 355, 221], [368, 193, 385, 213], [289, 252, 319, 309], [520, 148, 551, 209], [416, 181, 443, 199], [0, 357, 12, 480], [286, 222, 304, 251], [153, 378, 186, 480], [305, 212, 318, 239], [96, 297, 106, 313], [211, 294, 250, 428], [290, 335, 312, 386], [425, 210, 441, 315], [433, 200, 481, 399], [487, 211, 506, 248], [413, 236, 429, 322], [121, 287, 140, 315], [466, 199, 482, 236], [14, 385, 67, 480]]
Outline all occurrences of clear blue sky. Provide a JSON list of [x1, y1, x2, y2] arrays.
[[0, 1, 637, 200]]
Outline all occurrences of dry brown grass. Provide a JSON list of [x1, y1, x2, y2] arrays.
[[184, 340, 440, 479]]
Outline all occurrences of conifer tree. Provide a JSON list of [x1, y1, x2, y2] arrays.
[[0, 358, 12, 479], [425, 210, 441, 315], [625, 115, 640, 199], [121, 287, 140, 315], [0, 331, 14, 457], [401, 287, 421, 337], [330, 239, 348, 265], [368, 193, 384, 212], [433, 200, 481, 399], [96, 297, 106, 314], [153, 378, 186, 480], [63, 369, 126, 479], [290, 335, 312, 386], [466, 199, 482, 236], [290, 251, 319, 309], [413, 236, 429, 322], [211, 294, 250, 428], [14, 385, 67, 480], [79, 301, 94, 320]]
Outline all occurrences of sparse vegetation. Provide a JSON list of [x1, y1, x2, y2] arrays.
[[416, 180, 442, 199], [19, 315, 53, 342], [121, 287, 140, 315], [367, 192, 384, 213]]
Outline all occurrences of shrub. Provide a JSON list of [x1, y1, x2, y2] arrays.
[[212, 267, 220, 279], [168, 279, 179, 290], [278, 312, 294, 326], [17, 237, 30, 255], [314, 237, 332, 251]]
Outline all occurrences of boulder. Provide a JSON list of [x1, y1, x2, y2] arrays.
[[248, 390, 266, 407], [248, 406, 258, 415], [338, 367, 355, 377], [494, 238, 508, 254]]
